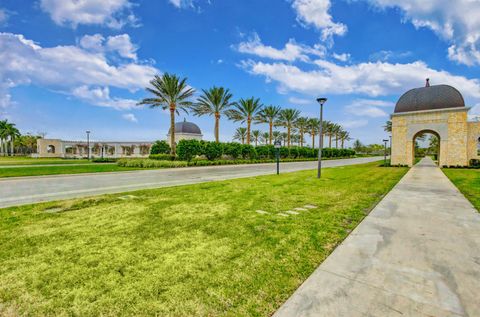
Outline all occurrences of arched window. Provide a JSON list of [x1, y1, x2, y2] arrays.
[[47, 145, 56, 154]]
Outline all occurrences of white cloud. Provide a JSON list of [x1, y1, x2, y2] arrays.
[[40, 0, 137, 29], [366, 0, 480, 66], [339, 119, 369, 129], [235, 33, 325, 62], [122, 113, 138, 122], [0, 32, 157, 110], [345, 99, 394, 118], [369, 50, 412, 62], [288, 96, 314, 105], [292, 0, 347, 41], [79, 33, 137, 60], [241, 58, 480, 101], [0, 8, 8, 24], [332, 52, 350, 62], [169, 0, 195, 9]]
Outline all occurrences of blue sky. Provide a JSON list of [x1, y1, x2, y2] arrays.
[[1, 0, 479, 145]]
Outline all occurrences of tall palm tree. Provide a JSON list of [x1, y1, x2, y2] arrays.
[[326, 122, 340, 148], [192, 86, 234, 142], [295, 117, 309, 147], [276, 108, 300, 147], [338, 130, 351, 148], [307, 118, 320, 148], [384, 120, 392, 133], [226, 97, 263, 145], [0, 120, 7, 156], [138, 73, 195, 155], [281, 132, 289, 146], [251, 130, 261, 146], [233, 127, 247, 144], [255, 105, 281, 145], [272, 130, 281, 143], [261, 132, 270, 144], [333, 125, 343, 148]]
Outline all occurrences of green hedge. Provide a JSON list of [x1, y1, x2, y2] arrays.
[[149, 154, 176, 161], [175, 140, 355, 161], [117, 158, 320, 168]]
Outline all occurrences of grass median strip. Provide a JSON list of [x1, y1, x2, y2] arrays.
[[0, 162, 407, 316], [443, 168, 480, 211], [0, 164, 141, 178]]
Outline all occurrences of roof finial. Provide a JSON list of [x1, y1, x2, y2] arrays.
[[425, 78, 430, 87]]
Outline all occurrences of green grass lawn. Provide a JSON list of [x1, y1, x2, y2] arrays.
[[0, 162, 407, 316], [0, 157, 91, 166], [0, 164, 141, 178], [443, 168, 480, 211]]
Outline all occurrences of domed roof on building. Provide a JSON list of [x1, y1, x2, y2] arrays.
[[394, 79, 465, 113], [169, 119, 202, 135]]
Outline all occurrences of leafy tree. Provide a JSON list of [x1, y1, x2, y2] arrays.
[[192, 86, 234, 142], [150, 140, 171, 154], [226, 97, 263, 145], [255, 105, 281, 144], [353, 139, 363, 152], [277, 108, 300, 147], [138, 73, 195, 155]]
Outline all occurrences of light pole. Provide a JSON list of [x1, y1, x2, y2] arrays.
[[316, 97, 327, 178], [86, 130, 91, 160], [274, 139, 281, 175], [383, 139, 389, 166]]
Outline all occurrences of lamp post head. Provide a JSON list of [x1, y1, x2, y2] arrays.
[[274, 140, 282, 149], [86, 130, 91, 134], [316, 97, 327, 106], [383, 139, 389, 144]]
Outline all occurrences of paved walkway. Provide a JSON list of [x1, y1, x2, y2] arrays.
[[0, 157, 381, 208], [274, 157, 480, 317]]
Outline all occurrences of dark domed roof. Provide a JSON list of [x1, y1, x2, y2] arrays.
[[394, 84, 465, 113], [169, 120, 202, 135]]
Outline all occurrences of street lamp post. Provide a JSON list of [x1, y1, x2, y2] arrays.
[[86, 130, 91, 160], [316, 97, 327, 178], [383, 139, 389, 166], [274, 139, 281, 175]]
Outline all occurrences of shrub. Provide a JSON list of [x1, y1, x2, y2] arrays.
[[117, 159, 188, 168], [177, 139, 202, 162], [241, 144, 257, 160], [149, 154, 176, 161], [150, 140, 171, 154], [279, 147, 289, 158], [289, 146, 300, 158], [255, 145, 274, 159], [204, 142, 223, 160], [470, 159, 480, 167], [92, 158, 117, 163], [224, 142, 242, 159]]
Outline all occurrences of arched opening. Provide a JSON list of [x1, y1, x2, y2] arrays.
[[47, 145, 56, 154], [477, 136, 480, 156], [412, 130, 440, 165]]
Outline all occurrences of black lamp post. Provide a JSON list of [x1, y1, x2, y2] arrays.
[[383, 139, 389, 166], [316, 97, 327, 178], [274, 139, 281, 175], [86, 130, 91, 160]]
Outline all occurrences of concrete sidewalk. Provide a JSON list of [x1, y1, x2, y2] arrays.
[[274, 157, 480, 317]]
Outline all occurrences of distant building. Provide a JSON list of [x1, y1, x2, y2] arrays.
[[36, 139, 153, 158], [167, 119, 203, 146]]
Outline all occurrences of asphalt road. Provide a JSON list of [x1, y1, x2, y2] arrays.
[[0, 157, 382, 208]]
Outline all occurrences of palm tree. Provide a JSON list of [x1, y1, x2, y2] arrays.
[[226, 97, 263, 145], [138, 73, 195, 155], [4, 122, 20, 156], [261, 132, 270, 144], [384, 120, 392, 133], [255, 105, 281, 145], [276, 108, 300, 147], [192, 86, 234, 142], [233, 127, 247, 144], [251, 130, 261, 146], [326, 122, 340, 148], [295, 117, 309, 147], [338, 130, 351, 148], [333, 125, 343, 148], [307, 118, 320, 148], [0, 120, 7, 156], [272, 130, 281, 143], [280, 132, 289, 146]]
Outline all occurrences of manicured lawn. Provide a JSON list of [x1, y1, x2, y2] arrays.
[[443, 168, 480, 211], [0, 162, 407, 316], [0, 157, 91, 166], [0, 164, 140, 178]]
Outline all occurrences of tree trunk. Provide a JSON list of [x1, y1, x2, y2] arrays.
[[335, 134, 338, 148], [311, 131, 315, 148], [329, 135, 332, 148], [255, 139, 258, 146], [287, 126, 291, 147], [10, 136, 14, 156], [300, 131, 303, 147], [170, 105, 176, 155], [341, 139, 344, 148], [246, 118, 251, 145], [269, 121, 273, 145], [214, 112, 220, 142]]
